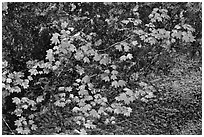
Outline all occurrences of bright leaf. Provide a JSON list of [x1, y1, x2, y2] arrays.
[[111, 70, 118, 75], [89, 109, 100, 118], [83, 57, 90, 63], [72, 107, 80, 112], [51, 33, 60, 45], [93, 53, 101, 61], [65, 86, 72, 92], [31, 124, 37, 130], [120, 55, 127, 61], [82, 75, 90, 84], [110, 75, 117, 80], [102, 76, 110, 82], [118, 80, 126, 87], [12, 97, 21, 104], [100, 56, 109, 65], [36, 95, 44, 103], [115, 44, 122, 51], [110, 65, 117, 69], [79, 128, 87, 135], [127, 53, 133, 59], [104, 69, 110, 74], [132, 41, 138, 46], [112, 81, 119, 88], [123, 44, 130, 52]]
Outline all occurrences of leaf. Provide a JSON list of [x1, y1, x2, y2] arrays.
[[93, 53, 101, 61], [6, 78, 12, 83], [84, 120, 96, 129], [61, 22, 68, 29], [58, 87, 65, 91], [28, 120, 34, 125], [72, 107, 80, 112], [16, 127, 24, 134], [65, 86, 72, 92], [12, 97, 21, 105], [79, 128, 87, 135], [81, 104, 92, 111], [95, 39, 102, 46], [89, 109, 100, 118], [174, 24, 181, 29], [14, 119, 22, 127], [126, 53, 133, 59], [22, 127, 30, 135], [123, 43, 131, 52], [118, 80, 126, 87], [145, 92, 154, 98], [120, 55, 127, 61], [51, 33, 60, 45], [76, 79, 81, 83], [124, 107, 132, 116], [31, 124, 37, 130], [139, 81, 148, 87], [111, 70, 118, 75], [74, 50, 84, 60], [126, 89, 134, 96], [27, 76, 33, 81], [69, 44, 76, 52], [13, 86, 21, 93], [22, 104, 29, 109], [36, 95, 44, 103], [115, 44, 122, 51], [110, 65, 117, 69], [14, 109, 23, 116], [46, 49, 55, 62], [114, 108, 121, 114], [110, 75, 117, 80], [116, 93, 126, 101], [28, 114, 34, 119], [111, 81, 119, 88], [102, 76, 110, 82], [100, 55, 109, 65], [131, 40, 138, 46], [121, 20, 129, 24], [82, 75, 90, 84], [83, 56, 90, 63], [104, 69, 110, 74]]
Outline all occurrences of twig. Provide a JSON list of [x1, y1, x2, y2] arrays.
[[2, 117, 16, 135], [98, 35, 132, 52]]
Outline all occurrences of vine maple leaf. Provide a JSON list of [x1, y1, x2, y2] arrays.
[[12, 97, 21, 104], [51, 33, 60, 45], [115, 44, 122, 51], [100, 55, 109, 65], [118, 80, 126, 87], [120, 55, 127, 61], [110, 75, 117, 80], [83, 57, 90, 63], [124, 45, 131, 52], [89, 109, 100, 118], [112, 80, 119, 88], [93, 53, 101, 61], [102, 76, 110, 82]]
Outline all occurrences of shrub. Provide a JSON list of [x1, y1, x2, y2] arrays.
[[2, 2, 201, 135]]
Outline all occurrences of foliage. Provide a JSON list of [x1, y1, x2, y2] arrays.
[[2, 2, 201, 135]]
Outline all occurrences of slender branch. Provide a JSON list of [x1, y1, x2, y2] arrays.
[[2, 117, 16, 135], [98, 35, 133, 52]]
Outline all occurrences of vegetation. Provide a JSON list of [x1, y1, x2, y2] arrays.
[[2, 2, 202, 135]]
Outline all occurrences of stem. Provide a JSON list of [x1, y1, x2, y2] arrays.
[[2, 117, 16, 135], [98, 35, 133, 52]]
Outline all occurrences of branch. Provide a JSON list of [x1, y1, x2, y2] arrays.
[[2, 117, 16, 135], [98, 35, 133, 52]]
